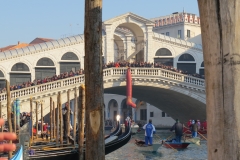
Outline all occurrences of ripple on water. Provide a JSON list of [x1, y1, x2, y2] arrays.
[[106, 130, 207, 160]]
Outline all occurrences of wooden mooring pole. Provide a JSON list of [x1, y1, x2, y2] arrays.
[[41, 102, 43, 135], [56, 95, 59, 145], [66, 89, 70, 144], [6, 80, 13, 159], [50, 97, 52, 140], [30, 97, 33, 142], [78, 85, 85, 160], [73, 87, 77, 146], [84, 0, 104, 159], [59, 92, 63, 145], [53, 101, 56, 139], [198, 1, 240, 159], [35, 101, 38, 139]]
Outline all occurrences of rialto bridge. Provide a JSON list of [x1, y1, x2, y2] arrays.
[[0, 12, 205, 126], [0, 67, 206, 126]]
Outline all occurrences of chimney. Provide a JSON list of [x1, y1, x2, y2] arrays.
[[18, 41, 20, 45]]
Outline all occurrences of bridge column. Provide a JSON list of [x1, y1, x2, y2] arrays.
[[105, 25, 114, 63], [126, 35, 132, 61], [144, 25, 154, 62]]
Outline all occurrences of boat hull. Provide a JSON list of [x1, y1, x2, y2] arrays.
[[163, 142, 190, 149]]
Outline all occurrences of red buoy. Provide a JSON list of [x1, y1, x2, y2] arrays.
[[126, 68, 136, 108]]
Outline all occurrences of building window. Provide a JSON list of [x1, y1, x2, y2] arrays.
[[162, 112, 165, 117], [187, 30, 191, 38], [166, 32, 170, 36], [177, 30, 181, 38], [150, 112, 154, 117], [161, 33, 165, 35], [140, 109, 147, 120]]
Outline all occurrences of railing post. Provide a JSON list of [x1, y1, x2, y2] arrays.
[[158, 68, 161, 77], [110, 68, 113, 76]]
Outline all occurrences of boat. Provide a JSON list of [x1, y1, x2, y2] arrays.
[[184, 137, 200, 145], [131, 123, 139, 134], [163, 142, 190, 149], [10, 146, 23, 160], [135, 139, 162, 152], [26, 121, 132, 160], [183, 127, 207, 134]]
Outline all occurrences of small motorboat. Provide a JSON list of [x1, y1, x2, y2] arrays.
[[163, 141, 190, 149]]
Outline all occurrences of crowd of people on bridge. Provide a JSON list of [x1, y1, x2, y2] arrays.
[[103, 61, 204, 79], [0, 60, 204, 94], [0, 69, 85, 93]]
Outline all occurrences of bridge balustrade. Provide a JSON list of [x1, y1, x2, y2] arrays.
[[0, 68, 205, 102]]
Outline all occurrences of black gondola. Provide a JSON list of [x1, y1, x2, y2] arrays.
[[26, 121, 131, 160]]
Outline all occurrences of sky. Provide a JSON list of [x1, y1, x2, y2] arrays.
[[0, 0, 199, 48]]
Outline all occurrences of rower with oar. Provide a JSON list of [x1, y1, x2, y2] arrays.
[[170, 119, 184, 143]]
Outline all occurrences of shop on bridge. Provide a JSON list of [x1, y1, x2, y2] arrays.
[[0, 70, 5, 90], [177, 53, 196, 74], [10, 63, 31, 86], [154, 48, 174, 66], [35, 57, 56, 80], [199, 61, 204, 76], [60, 52, 80, 73]]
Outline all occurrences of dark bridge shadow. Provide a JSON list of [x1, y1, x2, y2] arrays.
[[104, 86, 206, 123]]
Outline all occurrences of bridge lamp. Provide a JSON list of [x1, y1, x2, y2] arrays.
[[116, 115, 120, 121]]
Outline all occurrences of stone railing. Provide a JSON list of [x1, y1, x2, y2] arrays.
[[0, 67, 205, 102]]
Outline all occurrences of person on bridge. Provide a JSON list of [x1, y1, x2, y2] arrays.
[[142, 119, 156, 146], [170, 119, 183, 143]]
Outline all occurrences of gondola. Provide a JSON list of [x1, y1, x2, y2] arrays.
[[163, 142, 190, 149], [26, 121, 132, 160]]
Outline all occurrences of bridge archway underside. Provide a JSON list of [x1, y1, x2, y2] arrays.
[[104, 86, 206, 123]]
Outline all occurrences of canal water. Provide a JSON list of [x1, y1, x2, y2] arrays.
[[106, 129, 207, 160]]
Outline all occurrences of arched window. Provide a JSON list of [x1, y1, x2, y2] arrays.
[[61, 52, 79, 60], [11, 63, 29, 71], [155, 48, 172, 56], [178, 53, 195, 61], [0, 70, 4, 77], [36, 57, 54, 66], [201, 61, 204, 67]]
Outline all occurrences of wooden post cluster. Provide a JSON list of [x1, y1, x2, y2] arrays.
[[6, 80, 13, 159], [84, 0, 104, 159], [78, 85, 86, 160], [198, 0, 240, 159]]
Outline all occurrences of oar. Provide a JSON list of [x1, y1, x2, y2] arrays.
[[197, 131, 207, 141], [155, 134, 178, 152], [165, 133, 174, 140]]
